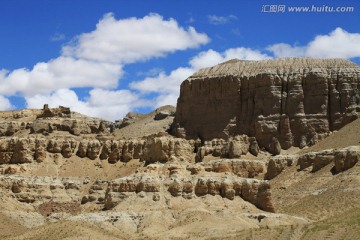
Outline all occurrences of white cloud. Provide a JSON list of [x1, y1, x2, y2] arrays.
[[207, 15, 237, 25], [266, 43, 305, 58], [25, 88, 147, 121], [267, 28, 360, 58], [131, 47, 271, 107], [189, 49, 224, 69], [0, 95, 12, 110], [0, 13, 209, 97], [130, 67, 194, 95], [0, 57, 122, 96], [62, 13, 209, 64], [189, 48, 271, 70], [155, 94, 179, 108], [0, 13, 209, 120], [306, 28, 360, 58]]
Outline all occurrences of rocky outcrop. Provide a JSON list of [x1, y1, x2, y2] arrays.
[[0, 105, 112, 137], [104, 173, 274, 212], [154, 106, 176, 121], [140, 134, 193, 164], [265, 147, 360, 179], [104, 174, 161, 209], [115, 112, 145, 129], [0, 175, 83, 204], [195, 135, 254, 162], [36, 104, 71, 119], [297, 146, 360, 173], [265, 155, 297, 180], [0, 136, 195, 164], [0, 167, 274, 213], [333, 146, 360, 173], [0, 121, 28, 137], [202, 159, 266, 178], [173, 58, 360, 149], [29, 118, 110, 136], [81, 179, 107, 205]]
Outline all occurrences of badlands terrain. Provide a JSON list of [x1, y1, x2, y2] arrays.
[[0, 58, 360, 239]]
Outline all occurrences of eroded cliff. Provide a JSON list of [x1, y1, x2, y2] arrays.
[[173, 58, 360, 149]]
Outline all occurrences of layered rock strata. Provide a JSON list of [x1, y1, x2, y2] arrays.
[[297, 146, 360, 173], [0, 165, 274, 213], [104, 172, 274, 212], [0, 134, 262, 165], [265, 146, 360, 180], [0, 105, 112, 137], [0, 136, 193, 165], [173, 58, 360, 149]]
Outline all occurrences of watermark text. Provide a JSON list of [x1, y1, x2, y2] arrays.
[[261, 5, 355, 13]]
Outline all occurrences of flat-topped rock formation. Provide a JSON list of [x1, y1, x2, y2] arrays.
[[173, 58, 360, 149]]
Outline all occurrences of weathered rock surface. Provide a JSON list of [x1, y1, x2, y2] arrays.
[[0, 105, 112, 137], [333, 146, 360, 173], [104, 173, 274, 212], [0, 121, 28, 137], [0, 160, 274, 213], [265, 155, 297, 180], [195, 135, 253, 162], [201, 159, 266, 178], [0, 175, 82, 204], [154, 107, 175, 121], [140, 134, 194, 164], [297, 146, 360, 173], [173, 58, 360, 149], [115, 112, 145, 129], [0, 136, 195, 164], [36, 104, 71, 119]]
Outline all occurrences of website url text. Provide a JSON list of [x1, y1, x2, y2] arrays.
[[261, 5, 355, 13]]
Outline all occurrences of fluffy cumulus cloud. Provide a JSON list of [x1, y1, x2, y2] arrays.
[[0, 13, 209, 120], [131, 48, 271, 107], [0, 58, 122, 96], [62, 13, 209, 64], [267, 28, 360, 58]]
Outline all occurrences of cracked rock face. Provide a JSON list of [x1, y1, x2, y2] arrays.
[[173, 58, 360, 149]]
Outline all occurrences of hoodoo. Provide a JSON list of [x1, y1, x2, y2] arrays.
[[173, 58, 360, 149]]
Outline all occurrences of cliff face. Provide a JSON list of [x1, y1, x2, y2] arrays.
[[173, 58, 360, 149]]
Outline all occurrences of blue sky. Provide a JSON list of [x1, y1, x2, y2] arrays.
[[0, 0, 360, 120]]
